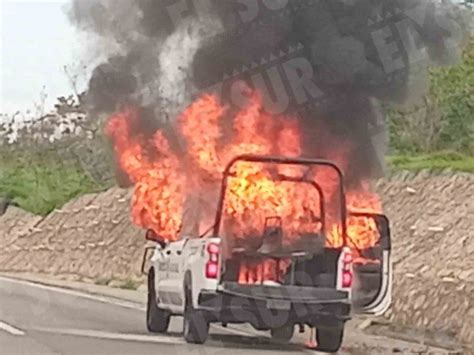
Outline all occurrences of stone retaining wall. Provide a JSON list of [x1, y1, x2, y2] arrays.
[[378, 172, 473, 348]]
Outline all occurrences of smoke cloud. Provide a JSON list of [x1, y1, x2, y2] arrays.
[[68, 0, 471, 184]]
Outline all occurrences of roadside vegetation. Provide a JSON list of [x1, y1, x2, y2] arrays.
[[0, 148, 102, 215], [388, 151, 474, 173], [388, 36, 474, 172]]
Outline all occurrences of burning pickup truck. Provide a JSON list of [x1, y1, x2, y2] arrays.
[[106, 94, 392, 352], [141, 155, 392, 353]]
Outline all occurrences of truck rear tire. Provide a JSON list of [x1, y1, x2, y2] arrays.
[[147, 269, 170, 333], [183, 286, 209, 344], [314, 327, 344, 353], [270, 324, 294, 344]]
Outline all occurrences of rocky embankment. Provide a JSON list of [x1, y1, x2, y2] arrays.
[[0, 189, 144, 282], [376, 172, 473, 348], [0, 172, 473, 348]]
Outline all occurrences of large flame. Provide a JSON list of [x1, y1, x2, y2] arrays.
[[106, 94, 383, 279], [106, 108, 185, 242]]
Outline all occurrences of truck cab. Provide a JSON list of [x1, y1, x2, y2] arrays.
[[144, 155, 392, 353]]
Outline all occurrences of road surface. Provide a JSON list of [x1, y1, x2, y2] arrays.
[[0, 276, 448, 354]]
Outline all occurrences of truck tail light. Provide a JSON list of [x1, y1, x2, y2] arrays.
[[340, 247, 353, 289], [205, 243, 219, 279]]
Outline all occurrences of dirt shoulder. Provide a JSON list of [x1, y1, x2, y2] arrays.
[[0, 271, 146, 305]]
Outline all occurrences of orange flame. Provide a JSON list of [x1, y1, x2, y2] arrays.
[[106, 94, 383, 275], [106, 108, 185, 242]]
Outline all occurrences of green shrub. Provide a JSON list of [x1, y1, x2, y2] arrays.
[[388, 151, 474, 173], [389, 37, 474, 156], [0, 148, 104, 215]]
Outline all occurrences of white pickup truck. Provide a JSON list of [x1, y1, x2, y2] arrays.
[[142, 155, 392, 353]]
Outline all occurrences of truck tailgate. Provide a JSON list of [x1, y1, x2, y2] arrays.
[[220, 282, 349, 304]]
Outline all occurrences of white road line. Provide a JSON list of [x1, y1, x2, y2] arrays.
[[33, 327, 185, 345], [0, 321, 25, 336], [0, 276, 145, 311]]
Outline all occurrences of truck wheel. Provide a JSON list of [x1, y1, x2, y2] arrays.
[[271, 324, 294, 344], [314, 327, 344, 353], [183, 286, 209, 344], [146, 269, 170, 333]]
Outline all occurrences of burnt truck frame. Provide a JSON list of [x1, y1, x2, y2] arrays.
[[143, 155, 392, 353]]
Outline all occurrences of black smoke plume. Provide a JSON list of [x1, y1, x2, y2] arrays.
[[69, 0, 471, 184]]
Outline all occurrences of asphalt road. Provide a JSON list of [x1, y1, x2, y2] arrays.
[[0, 276, 452, 355], [0, 276, 328, 355]]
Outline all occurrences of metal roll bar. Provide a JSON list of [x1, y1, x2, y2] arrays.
[[212, 154, 348, 246]]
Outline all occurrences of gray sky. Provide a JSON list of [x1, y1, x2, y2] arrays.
[[0, 0, 85, 117], [0, 0, 469, 119]]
